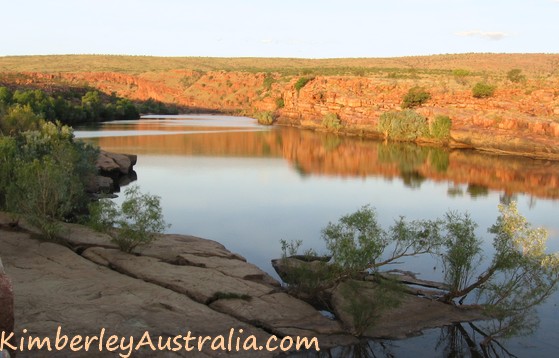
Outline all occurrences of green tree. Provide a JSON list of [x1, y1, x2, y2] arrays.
[[322, 205, 442, 272], [401, 86, 431, 108], [440, 202, 559, 306], [0, 104, 42, 135], [0, 86, 13, 104], [472, 82, 496, 98], [507, 68, 526, 83], [81, 91, 103, 121], [452, 69, 471, 85], [378, 110, 429, 141], [294, 77, 314, 93], [2, 121, 97, 238], [89, 185, 169, 253]]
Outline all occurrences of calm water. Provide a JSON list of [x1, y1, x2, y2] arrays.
[[75, 115, 559, 357]]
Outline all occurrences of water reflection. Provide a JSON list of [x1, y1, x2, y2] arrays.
[[74, 116, 559, 357], [78, 119, 559, 200]]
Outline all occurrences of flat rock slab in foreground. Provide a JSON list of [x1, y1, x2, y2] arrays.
[[0, 232, 270, 357], [0, 215, 357, 356]]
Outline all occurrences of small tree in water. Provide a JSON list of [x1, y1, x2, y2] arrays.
[[89, 185, 169, 253], [440, 202, 559, 308], [278, 202, 559, 339]]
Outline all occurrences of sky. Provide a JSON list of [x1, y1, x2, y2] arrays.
[[2, 0, 559, 58]]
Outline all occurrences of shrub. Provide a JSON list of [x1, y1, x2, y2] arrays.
[[263, 73, 275, 90], [339, 279, 402, 336], [401, 86, 431, 108], [378, 110, 429, 140], [440, 212, 483, 298], [430, 115, 452, 140], [275, 97, 285, 109], [0, 104, 42, 135], [255, 111, 274, 125], [7, 157, 83, 238], [472, 82, 496, 98], [294, 77, 314, 92], [321, 112, 342, 130], [88, 185, 168, 253], [452, 69, 471, 85], [507, 69, 526, 83], [1, 121, 98, 238]]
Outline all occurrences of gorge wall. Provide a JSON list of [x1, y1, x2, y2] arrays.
[[3, 59, 559, 159]]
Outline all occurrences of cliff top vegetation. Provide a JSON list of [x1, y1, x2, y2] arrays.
[[1, 53, 558, 76]]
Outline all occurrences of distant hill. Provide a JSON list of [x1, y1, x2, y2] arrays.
[[1, 53, 558, 75]]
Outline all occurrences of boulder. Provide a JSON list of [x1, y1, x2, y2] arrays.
[[95, 151, 121, 173], [93, 151, 138, 194], [106, 151, 135, 174], [85, 175, 114, 193], [0, 231, 271, 357]]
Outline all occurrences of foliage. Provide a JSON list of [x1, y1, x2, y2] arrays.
[[275, 97, 285, 109], [88, 185, 169, 253], [321, 112, 342, 130], [440, 212, 483, 300], [262, 73, 275, 90], [280, 239, 303, 257], [279, 203, 559, 339], [440, 202, 559, 310], [339, 279, 403, 336], [506, 68, 526, 83], [430, 115, 452, 140], [294, 77, 314, 92], [401, 86, 431, 108], [137, 97, 179, 115], [472, 82, 496, 98], [0, 86, 140, 126], [378, 110, 429, 141], [452, 69, 471, 85], [0, 104, 42, 135], [322, 205, 443, 272], [254, 111, 274, 125], [0, 121, 98, 238]]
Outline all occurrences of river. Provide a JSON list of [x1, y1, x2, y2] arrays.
[[75, 114, 559, 357]]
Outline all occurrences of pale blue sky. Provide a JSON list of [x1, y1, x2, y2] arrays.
[[2, 0, 558, 58]]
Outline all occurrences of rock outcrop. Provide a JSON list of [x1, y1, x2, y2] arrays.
[[88, 150, 138, 194], [0, 213, 358, 356]]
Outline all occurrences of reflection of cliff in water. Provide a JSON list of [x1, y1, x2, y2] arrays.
[[92, 125, 559, 200]]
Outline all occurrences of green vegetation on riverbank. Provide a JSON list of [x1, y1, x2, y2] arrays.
[[0, 86, 166, 245], [0, 86, 138, 128]]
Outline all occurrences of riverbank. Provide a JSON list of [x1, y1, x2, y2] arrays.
[[1, 54, 558, 160], [0, 213, 488, 357]]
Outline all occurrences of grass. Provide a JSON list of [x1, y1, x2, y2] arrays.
[[1, 54, 558, 76]]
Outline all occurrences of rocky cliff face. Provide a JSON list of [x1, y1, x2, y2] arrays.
[[6, 69, 559, 159]]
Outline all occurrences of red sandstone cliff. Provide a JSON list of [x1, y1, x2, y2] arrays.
[[2, 55, 558, 159]]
